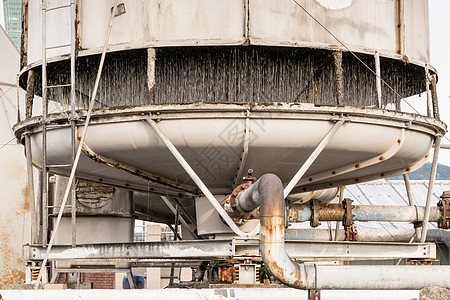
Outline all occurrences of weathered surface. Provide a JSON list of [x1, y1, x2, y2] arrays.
[[420, 286, 450, 300], [0, 145, 29, 289]]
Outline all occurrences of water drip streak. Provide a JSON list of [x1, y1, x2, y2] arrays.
[[38, 47, 423, 111]]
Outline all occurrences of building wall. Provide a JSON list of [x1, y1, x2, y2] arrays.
[[0, 145, 30, 288], [82, 273, 115, 289], [3, 0, 21, 50]]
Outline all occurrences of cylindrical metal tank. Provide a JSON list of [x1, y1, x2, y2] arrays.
[[15, 0, 446, 213]]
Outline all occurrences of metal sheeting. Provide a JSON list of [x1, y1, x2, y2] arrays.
[[25, 0, 430, 66]]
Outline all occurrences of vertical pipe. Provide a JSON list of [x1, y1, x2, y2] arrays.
[[70, 0, 77, 248], [420, 135, 441, 243], [403, 174, 420, 240], [25, 134, 37, 245], [374, 51, 382, 108], [41, 0, 48, 247], [425, 64, 432, 117]]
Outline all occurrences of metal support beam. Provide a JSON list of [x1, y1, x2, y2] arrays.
[[70, 0, 77, 249], [284, 120, 344, 197], [41, 0, 48, 248], [430, 73, 440, 120], [23, 239, 435, 262], [25, 133, 37, 245], [146, 119, 259, 238], [24, 240, 234, 261], [126, 269, 136, 289], [333, 51, 344, 106], [402, 174, 421, 240], [425, 64, 432, 117], [160, 196, 198, 239], [420, 135, 442, 243], [375, 51, 382, 108]]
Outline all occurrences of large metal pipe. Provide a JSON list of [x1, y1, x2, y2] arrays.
[[285, 228, 450, 246], [287, 203, 440, 223], [258, 173, 450, 289]]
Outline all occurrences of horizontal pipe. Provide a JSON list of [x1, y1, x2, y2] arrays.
[[285, 228, 450, 246], [288, 204, 440, 223], [235, 178, 261, 212], [314, 265, 450, 289]]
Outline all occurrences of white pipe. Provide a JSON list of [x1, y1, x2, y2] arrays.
[[285, 228, 450, 245], [314, 265, 450, 289], [0, 289, 426, 300], [146, 119, 259, 238]]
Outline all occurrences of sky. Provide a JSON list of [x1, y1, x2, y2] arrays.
[[0, 1, 449, 164]]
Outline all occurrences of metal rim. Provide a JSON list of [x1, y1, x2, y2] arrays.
[[13, 103, 447, 140]]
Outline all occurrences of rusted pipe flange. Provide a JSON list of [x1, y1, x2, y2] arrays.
[[221, 169, 259, 225], [342, 198, 358, 241], [438, 191, 450, 229], [310, 199, 321, 227]]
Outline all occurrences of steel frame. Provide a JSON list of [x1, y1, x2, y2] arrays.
[[24, 239, 435, 263]]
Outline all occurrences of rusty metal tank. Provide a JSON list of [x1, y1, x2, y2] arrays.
[[15, 0, 446, 201]]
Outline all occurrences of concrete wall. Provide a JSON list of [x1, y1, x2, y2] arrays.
[[0, 145, 30, 288]]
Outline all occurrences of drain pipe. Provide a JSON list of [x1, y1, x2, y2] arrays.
[[240, 173, 450, 289]]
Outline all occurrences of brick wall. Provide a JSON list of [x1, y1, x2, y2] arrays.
[[81, 273, 115, 289]]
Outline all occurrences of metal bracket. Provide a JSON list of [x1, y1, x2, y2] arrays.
[[310, 199, 321, 227], [147, 119, 260, 238], [308, 289, 321, 300], [342, 198, 358, 241], [438, 191, 450, 229]]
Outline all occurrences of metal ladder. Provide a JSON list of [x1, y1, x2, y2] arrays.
[[41, 0, 77, 248]]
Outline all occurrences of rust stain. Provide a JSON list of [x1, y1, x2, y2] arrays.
[[0, 214, 26, 289], [22, 185, 30, 213], [15, 185, 30, 217]]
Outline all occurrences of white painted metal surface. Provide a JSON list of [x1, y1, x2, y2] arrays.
[[0, 288, 422, 300], [0, 145, 30, 288], [24, 0, 430, 67], [50, 217, 134, 245]]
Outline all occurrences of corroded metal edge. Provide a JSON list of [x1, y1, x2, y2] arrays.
[[13, 103, 447, 140]]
